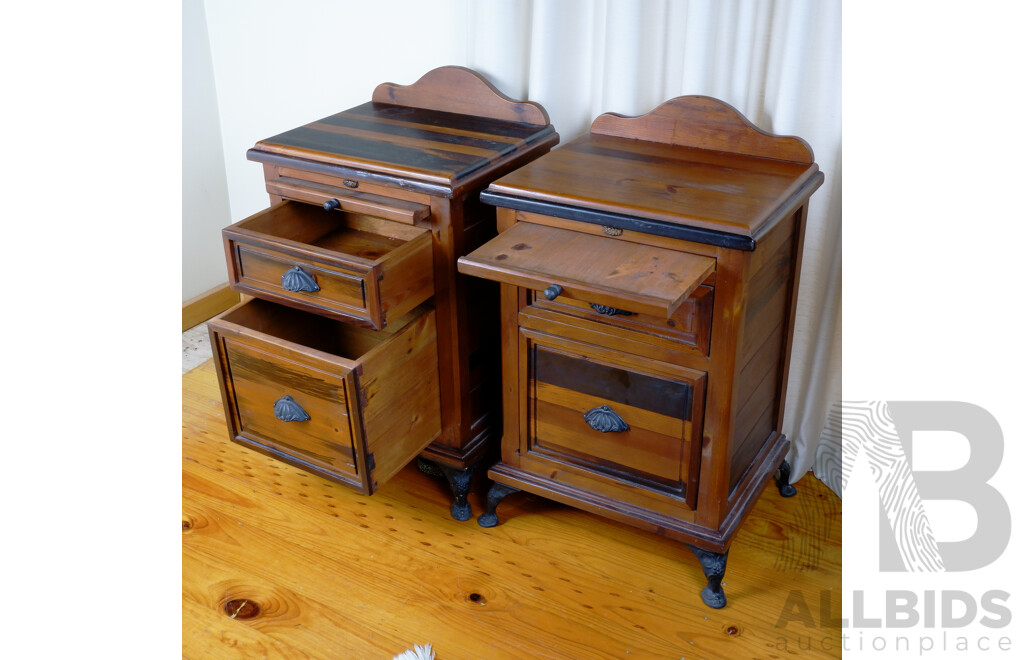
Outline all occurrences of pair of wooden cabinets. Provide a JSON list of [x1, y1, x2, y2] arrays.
[[206, 67, 822, 608]]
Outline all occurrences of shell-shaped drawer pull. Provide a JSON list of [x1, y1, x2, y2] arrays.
[[543, 284, 563, 300], [590, 303, 635, 317], [281, 266, 320, 293], [273, 395, 310, 422], [583, 405, 629, 433]]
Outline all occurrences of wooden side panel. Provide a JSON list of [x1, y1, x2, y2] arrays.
[[378, 231, 434, 327], [728, 212, 799, 494], [694, 247, 746, 531], [358, 308, 442, 490], [458, 192, 502, 450]]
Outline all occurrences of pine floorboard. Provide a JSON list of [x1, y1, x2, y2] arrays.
[[183, 359, 841, 659]]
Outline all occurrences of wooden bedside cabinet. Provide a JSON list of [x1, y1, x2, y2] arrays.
[[208, 67, 559, 516], [457, 96, 823, 607]]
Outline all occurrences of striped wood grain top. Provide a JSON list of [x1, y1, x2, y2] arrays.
[[252, 102, 556, 186], [487, 132, 820, 239]]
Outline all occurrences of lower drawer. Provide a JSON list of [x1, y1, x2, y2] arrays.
[[518, 328, 706, 509], [208, 298, 442, 494]]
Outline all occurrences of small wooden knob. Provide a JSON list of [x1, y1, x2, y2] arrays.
[[543, 284, 563, 300], [323, 198, 341, 211]]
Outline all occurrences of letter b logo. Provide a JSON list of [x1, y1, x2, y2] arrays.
[[842, 401, 1010, 571]]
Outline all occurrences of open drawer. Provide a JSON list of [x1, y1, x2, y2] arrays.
[[457, 222, 715, 318], [208, 298, 442, 495], [224, 201, 433, 330]]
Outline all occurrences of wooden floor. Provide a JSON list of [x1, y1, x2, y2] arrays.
[[183, 359, 842, 659]]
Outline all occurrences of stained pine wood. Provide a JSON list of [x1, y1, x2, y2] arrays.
[[230, 67, 560, 481], [457, 221, 715, 318], [184, 360, 842, 659], [265, 176, 432, 225], [207, 300, 440, 495], [531, 285, 714, 357], [487, 129, 820, 239], [591, 95, 814, 163], [250, 68, 555, 187], [223, 202, 433, 330], [372, 65, 550, 127], [457, 97, 825, 597]]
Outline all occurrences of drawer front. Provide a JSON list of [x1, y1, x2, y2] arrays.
[[233, 243, 367, 313], [530, 283, 713, 356], [224, 202, 434, 329], [266, 172, 432, 226], [220, 335, 361, 485], [521, 329, 705, 506], [209, 298, 442, 495]]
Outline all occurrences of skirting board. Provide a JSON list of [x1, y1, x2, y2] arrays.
[[182, 282, 240, 331]]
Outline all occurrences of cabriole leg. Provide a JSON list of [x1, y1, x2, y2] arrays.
[[416, 458, 477, 521], [686, 545, 729, 609], [775, 459, 798, 497], [438, 462, 477, 521], [477, 482, 520, 528]]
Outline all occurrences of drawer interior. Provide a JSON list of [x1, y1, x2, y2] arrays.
[[237, 203, 423, 262], [218, 297, 411, 360]]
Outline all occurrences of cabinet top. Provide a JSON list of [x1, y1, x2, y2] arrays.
[[484, 96, 823, 248], [247, 66, 557, 189]]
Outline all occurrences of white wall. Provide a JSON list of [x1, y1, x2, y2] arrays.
[[182, 0, 471, 300], [182, 0, 232, 300]]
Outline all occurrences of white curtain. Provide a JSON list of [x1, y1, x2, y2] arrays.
[[467, 0, 842, 493]]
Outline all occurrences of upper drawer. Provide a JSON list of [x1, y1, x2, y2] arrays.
[[457, 222, 714, 319], [224, 202, 433, 330]]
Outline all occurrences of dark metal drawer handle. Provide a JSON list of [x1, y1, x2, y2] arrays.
[[590, 303, 635, 317], [273, 395, 310, 422], [281, 266, 320, 293], [543, 284, 563, 300], [583, 405, 629, 433], [323, 198, 341, 211]]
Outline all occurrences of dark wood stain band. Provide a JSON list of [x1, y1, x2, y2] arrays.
[[267, 126, 484, 173], [480, 190, 757, 251], [533, 346, 692, 421], [317, 111, 522, 153], [348, 102, 549, 140]]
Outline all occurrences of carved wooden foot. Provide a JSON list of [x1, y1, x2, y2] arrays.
[[416, 458, 477, 521], [686, 544, 729, 609], [775, 459, 797, 497], [477, 482, 520, 528]]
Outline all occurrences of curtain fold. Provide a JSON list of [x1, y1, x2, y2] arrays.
[[468, 0, 842, 493]]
